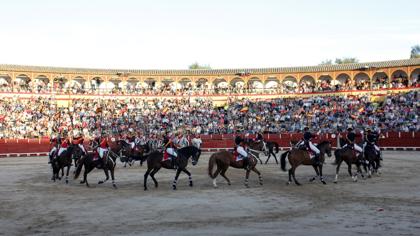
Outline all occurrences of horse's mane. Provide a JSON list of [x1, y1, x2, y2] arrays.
[[317, 141, 331, 147], [178, 146, 199, 156]]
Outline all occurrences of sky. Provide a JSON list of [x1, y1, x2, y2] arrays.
[[0, 0, 419, 70]]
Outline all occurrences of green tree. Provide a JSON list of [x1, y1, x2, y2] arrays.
[[189, 62, 211, 69], [319, 59, 333, 65], [410, 45, 420, 58], [335, 57, 359, 64]]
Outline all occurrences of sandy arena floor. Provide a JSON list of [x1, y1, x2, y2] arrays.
[[0, 151, 419, 236]]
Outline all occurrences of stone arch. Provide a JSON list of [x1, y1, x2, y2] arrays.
[[196, 78, 208, 89], [213, 78, 228, 88], [230, 77, 245, 88], [0, 75, 12, 88], [247, 77, 263, 89], [354, 72, 370, 90], [53, 76, 68, 90], [410, 68, 420, 85], [336, 73, 351, 90], [391, 70, 409, 88], [299, 75, 315, 93], [179, 78, 192, 89], [318, 75, 333, 91], [282, 75, 298, 93], [144, 77, 157, 88], [264, 77, 279, 89], [372, 72, 389, 89], [126, 77, 140, 91]]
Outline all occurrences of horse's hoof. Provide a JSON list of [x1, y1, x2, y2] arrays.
[[66, 180, 69, 184], [295, 182, 301, 186], [113, 184, 117, 189], [321, 180, 327, 185], [333, 180, 337, 184], [287, 181, 291, 185], [309, 177, 316, 182], [144, 187, 148, 191], [228, 182, 232, 186], [245, 185, 250, 188], [98, 181, 104, 184], [172, 186, 177, 190], [189, 182, 193, 187]]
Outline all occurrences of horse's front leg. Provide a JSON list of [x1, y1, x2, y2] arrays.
[[98, 168, 109, 184], [319, 165, 326, 184], [310, 165, 320, 182], [172, 169, 182, 190], [65, 165, 71, 184], [182, 169, 193, 187], [244, 169, 251, 188]]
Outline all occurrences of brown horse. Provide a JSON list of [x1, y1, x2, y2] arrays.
[[333, 146, 366, 183], [280, 141, 332, 185], [246, 140, 265, 164], [208, 150, 263, 188]]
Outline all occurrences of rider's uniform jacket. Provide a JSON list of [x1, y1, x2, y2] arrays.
[[346, 132, 356, 143], [99, 138, 109, 148], [365, 133, 377, 143], [72, 137, 84, 145], [61, 138, 70, 148]]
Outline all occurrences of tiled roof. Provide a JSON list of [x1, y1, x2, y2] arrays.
[[0, 58, 419, 76]]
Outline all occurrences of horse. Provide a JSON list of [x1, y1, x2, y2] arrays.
[[143, 146, 201, 191], [51, 144, 76, 184], [246, 140, 265, 164], [333, 146, 366, 183], [265, 141, 280, 164], [73, 143, 128, 188], [118, 140, 149, 167], [364, 143, 381, 177], [208, 149, 263, 188], [280, 141, 332, 185]]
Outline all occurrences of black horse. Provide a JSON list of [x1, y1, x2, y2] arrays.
[[364, 143, 381, 177], [51, 144, 76, 184], [118, 140, 149, 167], [73, 144, 125, 188], [144, 146, 201, 191]]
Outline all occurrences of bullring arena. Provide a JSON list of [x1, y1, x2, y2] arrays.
[[1, 58, 420, 235], [1, 152, 420, 235]]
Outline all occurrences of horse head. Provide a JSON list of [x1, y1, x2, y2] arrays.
[[179, 146, 201, 166], [317, 141, 332, 157]]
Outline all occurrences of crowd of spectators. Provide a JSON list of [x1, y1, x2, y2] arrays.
[[0, 91, 418, 139]]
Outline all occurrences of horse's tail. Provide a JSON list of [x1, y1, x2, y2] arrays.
[[74, 157, 85, 179], [208, 154, 217, 178], [280, 151, 289, 171], [274, 142, 280, 153]]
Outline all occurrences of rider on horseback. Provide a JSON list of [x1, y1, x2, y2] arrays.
[[255, 129, 267, 153], [298, 127, 321, 165], [95, 133, 109, 168], [48, 133, 61, 163], [164, 133, 179, 169], [363, 128, 381, 160], [236, 137, 250, 170], [57, 132, 70, 157], [127, 128, 136, 151], [342, 127, 363, 153], [72, 130, 87, 155]]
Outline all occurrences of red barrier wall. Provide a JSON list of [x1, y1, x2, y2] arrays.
[[0, 132, 419, 155]]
